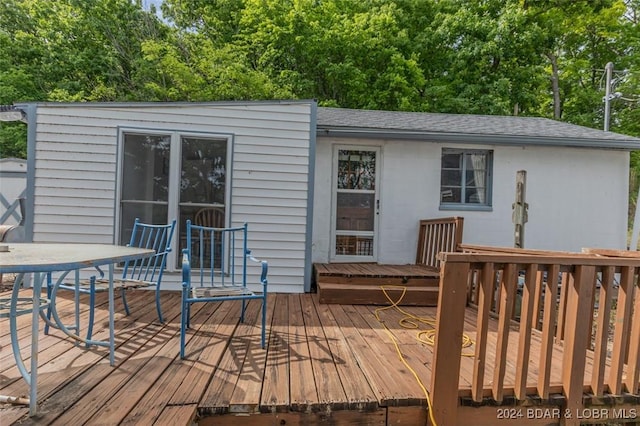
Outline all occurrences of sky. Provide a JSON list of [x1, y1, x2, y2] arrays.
[[142, 0, 163, 8], [141, 0, 165, 20]]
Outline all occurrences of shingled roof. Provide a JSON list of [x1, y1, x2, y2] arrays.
[[317, 107, 640, 150]]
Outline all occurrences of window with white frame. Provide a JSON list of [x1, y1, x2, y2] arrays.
[[440, 148, 492, 209], [118, 130, 231, 269]]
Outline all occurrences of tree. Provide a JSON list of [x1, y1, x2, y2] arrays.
[[0, 0, 168, 154], [423, 0, 548, 115], [2, 0, 639, 157]]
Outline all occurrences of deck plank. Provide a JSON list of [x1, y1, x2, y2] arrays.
[[356, 304, 433, 405], [329, 303, 421, 405], [313, 294, 378, 409], [167, 300, 243, 405], [47, 296, 191, 424], [194, 300, 259, 414], [287, 293, 318, 411], [0, 291, 152, 396], [8, 291, 181, 425], [153, 403, 197, 426], [259, 293, 290, 412], [0, 293, 105, 373], [342, 303, 427, 397], [120, 300, 242, 425], [0, 295, 93, 388], [299, 293, 348, 410], [225, 293, 276, 414]]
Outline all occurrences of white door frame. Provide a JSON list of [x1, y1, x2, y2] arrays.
[[330, 145, 381, 262]]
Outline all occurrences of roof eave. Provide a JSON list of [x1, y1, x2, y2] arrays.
[[14, 99, 316, 109], [316, 127, 640, 150]]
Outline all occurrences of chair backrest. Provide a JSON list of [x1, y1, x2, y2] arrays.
[[194, 207, 225, 229], [185, 220, 248, 289], [123, 218, 176, 283]]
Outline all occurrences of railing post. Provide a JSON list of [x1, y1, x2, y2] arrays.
[[514, 263, 538, 400], [561, 265, 596, 426], [625, 271, 640, 394], [609, 266, 635, 394], [472, 262, 494, 402], [538, 264, 559, 399], [591, 266, 615, 396], [492, 262, 518, 402], [429, 259, 469, 425]]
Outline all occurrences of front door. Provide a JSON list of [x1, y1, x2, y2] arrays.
[[331, 147, 380, 262]]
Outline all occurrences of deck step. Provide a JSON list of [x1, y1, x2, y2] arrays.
[[315, 274, 439, 287], [317, 282, 440, 306], [313, 263, 441, 306]]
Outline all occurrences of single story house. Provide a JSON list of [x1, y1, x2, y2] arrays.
[[11, 100, 640, 292]]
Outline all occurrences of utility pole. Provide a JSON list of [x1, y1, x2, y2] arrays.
[[600, 62, 639, 249], [604, 62, 614, 132]]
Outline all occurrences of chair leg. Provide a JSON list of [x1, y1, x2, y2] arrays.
[[180, 287, 188, 359], [240, 300, 246, 322], [261, 294, 267, 349], [155, 287, 164, 323], [121, 288, 130, 316], [185, 299, 191, 329]]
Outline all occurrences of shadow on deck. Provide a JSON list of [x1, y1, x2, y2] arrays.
[[1, 276, 638, 425]]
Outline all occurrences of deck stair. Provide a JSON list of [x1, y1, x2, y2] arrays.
[[316, 217, 464, 306], [314, 263, 440, 305]]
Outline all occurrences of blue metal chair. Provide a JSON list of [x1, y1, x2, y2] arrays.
[[180, 220, 268, 359], [46, 218, 176, 341]]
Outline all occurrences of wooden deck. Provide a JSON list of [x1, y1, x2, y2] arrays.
[[1, 288, 638, 425]]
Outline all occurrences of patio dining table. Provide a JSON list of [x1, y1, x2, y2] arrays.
[[0, 242, 154, 416]]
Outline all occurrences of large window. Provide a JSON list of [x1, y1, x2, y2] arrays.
[[440, 149, 492, 209], [118, 131, 231, 269]]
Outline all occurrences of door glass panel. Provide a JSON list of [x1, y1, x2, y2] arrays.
[[334, 148, 377, 259], [337, 150, 376, 190], [122, 134, 171, 202], [179, 137, 228, 267], [120, 205, 169, 243], [335, 235, 374, 256], [336, 193, 375, 231], [120, 133, 171, 243], [180, 137, 227, 205]]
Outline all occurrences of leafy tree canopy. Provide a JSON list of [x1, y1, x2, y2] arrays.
[[1, 0, 639, 154]]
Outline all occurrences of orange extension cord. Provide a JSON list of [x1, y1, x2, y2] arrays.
[[374, 285, 475, 426]]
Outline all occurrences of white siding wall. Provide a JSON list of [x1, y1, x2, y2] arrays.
[[313, 137, 629, 264], [32, 102, 313, 292], [0, 158, 27, 226]]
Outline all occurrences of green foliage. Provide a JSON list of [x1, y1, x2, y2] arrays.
[[1, 0, 640, 212], [2, 0, 638, 128], [0, 123, 26, 158]]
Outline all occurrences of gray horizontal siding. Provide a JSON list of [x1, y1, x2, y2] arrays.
[[32, 101, 314, 293]]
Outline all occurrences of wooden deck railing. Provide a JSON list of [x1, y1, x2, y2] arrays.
[[430, 246, 640, 426], [415, 216, 464, 270]]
